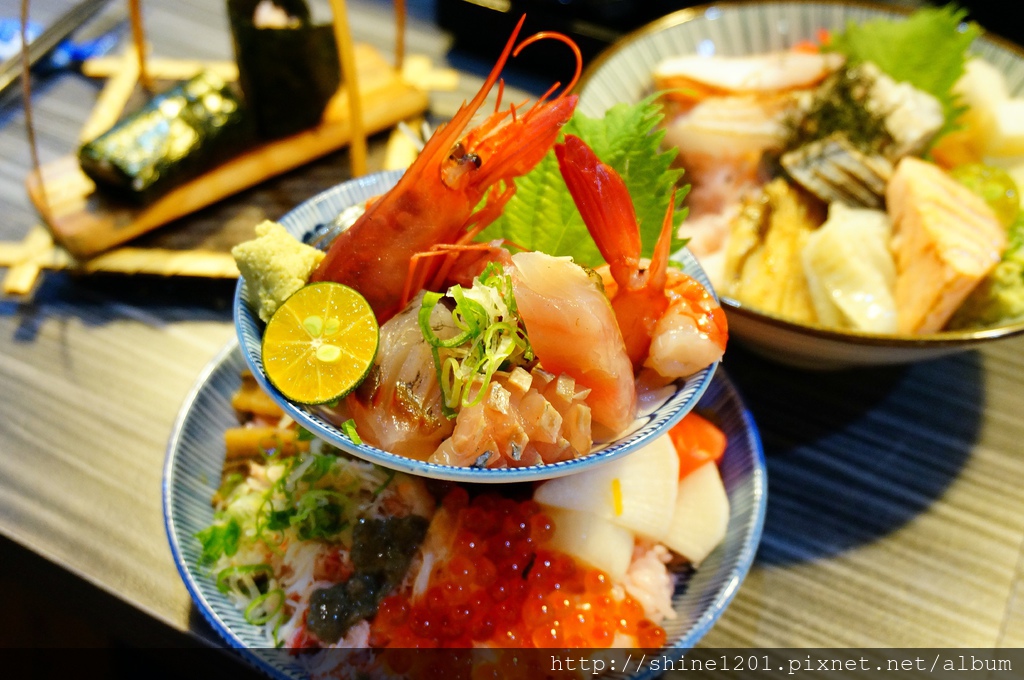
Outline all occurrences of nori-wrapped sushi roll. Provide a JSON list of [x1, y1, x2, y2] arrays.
[[78, 70, 254, 203], [227, 0, 341, 139]]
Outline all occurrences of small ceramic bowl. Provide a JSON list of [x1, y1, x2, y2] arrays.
[[234, 171, 721, 482], [577, 0, 1024, 369]]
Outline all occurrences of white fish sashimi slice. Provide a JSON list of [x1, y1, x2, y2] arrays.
[[653, 51, 844, 94], [664, 95, 792, 158], [802, 203, 898, 333]]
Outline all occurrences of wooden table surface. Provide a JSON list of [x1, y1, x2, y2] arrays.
[[2, 0, 1024, 661]]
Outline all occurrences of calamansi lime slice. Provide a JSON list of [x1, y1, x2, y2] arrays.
[[261, 282, 379, 405]]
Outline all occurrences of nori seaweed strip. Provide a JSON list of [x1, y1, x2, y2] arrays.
[[227, 0, 341, 139], [77, 70, 254, 203]]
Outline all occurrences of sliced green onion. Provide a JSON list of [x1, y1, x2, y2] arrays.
[[373, 468, 397, 498], [301, 490, 347, 528], [418, 264, 534, 416], [253, 467, 294, 550], [341, 419, 362, 445], [419, 292, 477, 349], [244, 588, 285, 626], [215, 564, 273, 595]]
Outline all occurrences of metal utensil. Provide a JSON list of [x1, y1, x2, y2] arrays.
[[0, 0, 113, 100]]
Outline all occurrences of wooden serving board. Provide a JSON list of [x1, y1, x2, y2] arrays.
[[25, 43, 429, 260]]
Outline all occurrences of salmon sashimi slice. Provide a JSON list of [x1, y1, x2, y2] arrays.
[[887, 157, 1007, 334]]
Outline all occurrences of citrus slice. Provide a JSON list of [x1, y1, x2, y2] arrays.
[[261, 282, 379, 405]]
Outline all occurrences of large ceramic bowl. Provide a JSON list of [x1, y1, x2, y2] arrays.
[[578, 0, 1024, 369], [164, 341, 767, 679], [235, 171, 720, 481]]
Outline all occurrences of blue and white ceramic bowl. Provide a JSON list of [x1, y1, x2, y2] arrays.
[[163, 341, 766, 678], [578, 1, 1024, 369], [234, 171, 721, 483]]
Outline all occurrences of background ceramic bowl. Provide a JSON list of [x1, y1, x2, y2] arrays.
[[164, 341, 767, 678], [577, 0, 1024, 369], [235, 171, 720, 482]]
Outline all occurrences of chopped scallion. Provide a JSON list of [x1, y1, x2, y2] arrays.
[[418, 262, 533, 417], [215, 564, 274, 595], [244, 588, 285, 626], [373, 468, 397, 498], [341, 419, 362, 445]]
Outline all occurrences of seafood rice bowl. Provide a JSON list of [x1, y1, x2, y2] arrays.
[[163, 343, 767, 677], [234, 18, 727, 480], [579, 1, 1024, 368]]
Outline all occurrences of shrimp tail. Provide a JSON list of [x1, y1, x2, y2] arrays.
[[555, 134, 642, 288], [648, 187, 677, 294], [557, 134, 682, 370]]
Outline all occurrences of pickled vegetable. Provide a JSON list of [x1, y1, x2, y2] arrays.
[[950, 163, 1020, 228], [949, 214, 1024, 329]]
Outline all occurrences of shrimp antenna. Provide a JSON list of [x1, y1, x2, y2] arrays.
[[508, 94, 532, 123], [512, 31, 583, 97], [494, 79, 506, 113], [536, 82, 562, 105]]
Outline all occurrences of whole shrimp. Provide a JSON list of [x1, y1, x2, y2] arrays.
[[555, 134, 728, 379], [310, 16, 581, 323]]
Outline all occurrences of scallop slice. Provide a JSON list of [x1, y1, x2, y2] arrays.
[[802, 202, 898, 333]]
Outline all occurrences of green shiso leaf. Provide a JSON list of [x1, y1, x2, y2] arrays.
[[478, 96, 688, 268], [827, 4, 981, 141]]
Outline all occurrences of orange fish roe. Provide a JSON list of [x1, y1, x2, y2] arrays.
[[369, 487, 666, 649]]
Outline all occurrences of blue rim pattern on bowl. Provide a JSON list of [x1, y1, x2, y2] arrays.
[[234, 171, 720, 483], [162, 342, 305, 679], [163, 340, 766, 679]]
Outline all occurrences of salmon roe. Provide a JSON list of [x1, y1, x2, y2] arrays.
[[368, 489, 665, 649]]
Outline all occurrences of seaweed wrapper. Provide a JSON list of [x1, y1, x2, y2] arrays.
[[78, 70, 254, 203], [227, 0, 341, 139]]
